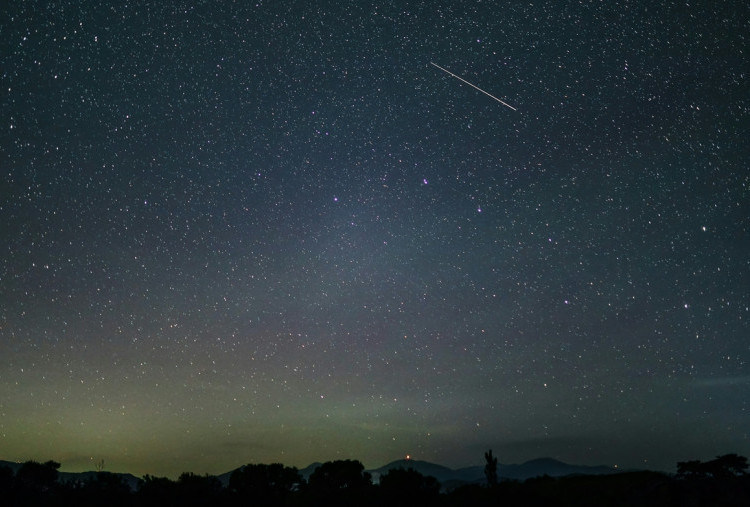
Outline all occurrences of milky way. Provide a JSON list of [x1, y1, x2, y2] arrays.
[[1, 1, 748, 477]]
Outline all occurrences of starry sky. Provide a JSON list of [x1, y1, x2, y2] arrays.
[[1, 1, 749, 479]]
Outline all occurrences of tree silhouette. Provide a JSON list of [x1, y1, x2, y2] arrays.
[[484, 449, 498, 487], [76, 472, 132, 507], [379, 467, 440, 503], [137, 475, 177, 507], [308, 460, 371, 491], [307, 460, 372, 506], [13, 460, 62, 506], [0, 465, 14, 501], [3, 454, 750, 506], [677, 454, 749, 479], [16, 460, 60, 492], [709, 454, 748, 477], [0, 464, 13, 485], [229, 463, 301, 506], [676, 459, 704, 478], [174, 472, 223, 507]]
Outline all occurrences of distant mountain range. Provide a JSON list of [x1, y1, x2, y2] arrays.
[[365, 457, 617, 488], [2, 457, 619, 492]]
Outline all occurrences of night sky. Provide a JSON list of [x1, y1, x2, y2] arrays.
[[2, 1, 749, 478]]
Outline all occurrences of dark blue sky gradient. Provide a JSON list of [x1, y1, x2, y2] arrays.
[[1, 1, 748, 477]]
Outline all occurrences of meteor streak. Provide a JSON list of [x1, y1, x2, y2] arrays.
[[430, 62, 517, 111]]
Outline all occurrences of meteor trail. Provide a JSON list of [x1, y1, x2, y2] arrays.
[[430, 62, 517, 111]]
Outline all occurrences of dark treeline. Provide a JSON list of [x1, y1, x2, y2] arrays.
[[1, 454, 749, 507]]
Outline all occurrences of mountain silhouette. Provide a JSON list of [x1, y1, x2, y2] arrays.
[[368, 459, 457, 483], [364, 457, 618, 487], [499, 457, 617, 480], [298, 461, 324, 481]]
